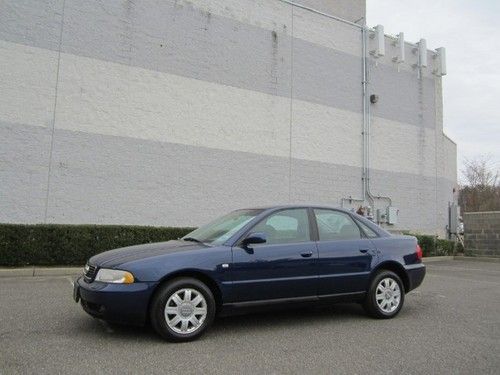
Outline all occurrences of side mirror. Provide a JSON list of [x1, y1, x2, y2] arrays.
[[241, 232, 267, 247]]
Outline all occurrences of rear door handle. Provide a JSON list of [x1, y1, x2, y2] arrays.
[[300, 251, 313, 258], [359, 249, 369, 253]]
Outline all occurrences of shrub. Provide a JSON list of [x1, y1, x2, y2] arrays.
[[403, 233, 462, 257], [0, 224, 464, 266], [0, 224, 194, 267]]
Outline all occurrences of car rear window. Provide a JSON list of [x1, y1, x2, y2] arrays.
[[314, 209, 361, 241]]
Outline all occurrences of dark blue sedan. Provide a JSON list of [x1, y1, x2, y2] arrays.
[[74, 205, 425, 341]]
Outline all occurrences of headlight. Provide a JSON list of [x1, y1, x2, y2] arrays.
[[94, 268, 135, 284]]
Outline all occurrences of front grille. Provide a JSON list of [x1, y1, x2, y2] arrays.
[[83, 264, 98, 282]]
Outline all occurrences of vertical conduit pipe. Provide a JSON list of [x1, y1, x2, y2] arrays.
[[362, 27, 370, 206], [363, 26, 392, 208]]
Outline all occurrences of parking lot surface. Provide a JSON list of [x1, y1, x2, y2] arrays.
[[1, 260, 499, 374]]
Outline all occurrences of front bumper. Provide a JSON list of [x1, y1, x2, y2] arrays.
[[405, 263, 426, 292], [74, 276, 157, 325]]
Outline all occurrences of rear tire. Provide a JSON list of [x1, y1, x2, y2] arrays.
[[363, 270, 405, 319], [150, 277, 216, 342]]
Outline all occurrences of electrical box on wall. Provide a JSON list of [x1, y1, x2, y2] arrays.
[[376, 209, 386, 224], [448, 203, 460, 235], [386, 207, 399, 225]]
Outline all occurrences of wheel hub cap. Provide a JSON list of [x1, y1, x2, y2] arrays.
[[179, 303, 194, 317], [164, 288, 208, 334], [375, 277, 401, 313]]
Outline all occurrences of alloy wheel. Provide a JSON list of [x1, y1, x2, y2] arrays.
[[164, 288, 208, 334]]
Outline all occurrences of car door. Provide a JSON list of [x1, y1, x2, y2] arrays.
[[231, 208, 318, 302], [313, 209, 378, 296]]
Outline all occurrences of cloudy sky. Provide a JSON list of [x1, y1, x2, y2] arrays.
[[367, 0, 500, 177]]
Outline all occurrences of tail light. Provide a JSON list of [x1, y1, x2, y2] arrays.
[[416, 244, 423, 260]]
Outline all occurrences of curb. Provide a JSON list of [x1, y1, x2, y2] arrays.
[[0, 266, 83, 278], [453, 256, 500, 263], [422, 256, 454, 263]]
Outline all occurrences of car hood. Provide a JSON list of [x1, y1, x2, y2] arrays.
[[89, 240, 206, 268]]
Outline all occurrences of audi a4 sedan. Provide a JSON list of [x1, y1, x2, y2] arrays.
[[73, 205, 425, 342]]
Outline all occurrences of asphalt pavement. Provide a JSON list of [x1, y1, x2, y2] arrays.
[[0, 260, 499, 374]]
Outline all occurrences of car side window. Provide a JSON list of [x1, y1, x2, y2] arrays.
[[252, 209, 310, 245], [314, 209, 361, 241], [355, 219, 379, 238]]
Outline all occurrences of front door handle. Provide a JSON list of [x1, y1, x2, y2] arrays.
[[300, 251, 313, 258], [359, 248, 369, 253]]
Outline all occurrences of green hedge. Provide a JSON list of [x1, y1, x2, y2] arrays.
[[0, 224, 194, 267], [0, 224, 464, 267], [404, 233, 463, 257]]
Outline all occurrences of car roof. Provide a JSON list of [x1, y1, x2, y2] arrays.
[[240, 204, 353, 213], [223, 204, 391, 246]]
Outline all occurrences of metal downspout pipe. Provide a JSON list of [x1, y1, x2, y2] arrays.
[[363, 27, 392, 208], [362, 27, 371, 207], [340, 27, 369, 209]]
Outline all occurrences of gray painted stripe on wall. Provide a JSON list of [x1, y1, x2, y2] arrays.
[[63, 0, 291, 98], [290, 158, 452, 233], [44, 127, 291, 226], [0, 0, 436, 128], [1, 121, 453, 232], [370, 60, 436, 131], [0, 0, 64, 51], [292, 37, 362, 114]]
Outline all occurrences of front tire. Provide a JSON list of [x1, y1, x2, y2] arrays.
[[150, 277, 216, 342], [363, 270, 405, 319]]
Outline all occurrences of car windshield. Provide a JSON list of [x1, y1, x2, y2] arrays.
[[183, 209, 262, 245]]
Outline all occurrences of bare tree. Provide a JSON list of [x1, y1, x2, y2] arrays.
[[459, 156, 500, 212], [461, 157, 499, 188]]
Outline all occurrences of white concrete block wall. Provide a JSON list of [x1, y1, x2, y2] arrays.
[[300, 0, 366, 23], [291, 102, 362, 168], [292, 6, 362, 56], [443, 135, 458, 184], [0, 41, 58, 127], [56, 53, 292, 159], [0, 0, 456, 235]]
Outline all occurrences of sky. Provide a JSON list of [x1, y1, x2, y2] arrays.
[[367, 0, 500, 178]]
